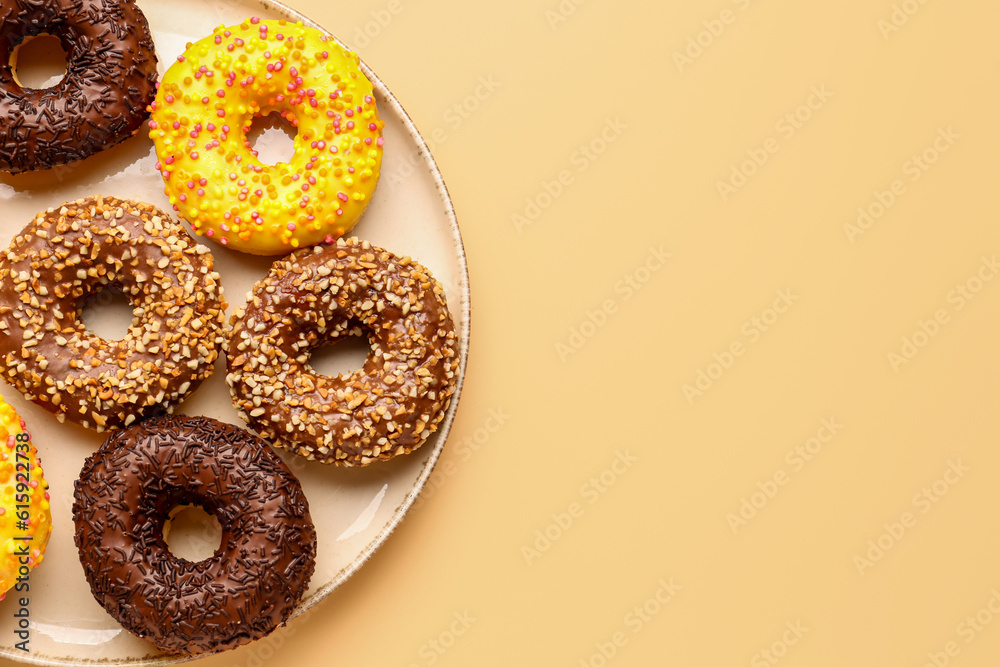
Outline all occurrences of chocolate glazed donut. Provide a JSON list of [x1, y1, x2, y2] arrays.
[[0, 0, 158, 174], [226, 237, 460, 466], [73, 415, 317, 655], [0, 196, 227, 432]]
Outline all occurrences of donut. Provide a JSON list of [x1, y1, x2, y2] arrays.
[[148, 18, 384, 255], [0, 196, 227, 432], [0, 395, 51, 601], [226, 237, 459, 466], [73, 414, 317, 655], [0, 0, 158, 174]]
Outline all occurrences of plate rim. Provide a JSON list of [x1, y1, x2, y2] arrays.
[[0, 0, 471, 664]]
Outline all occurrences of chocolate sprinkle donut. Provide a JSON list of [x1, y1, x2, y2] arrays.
[[226, 237, 460, 466], [73, 415, 317, 655], [0, 0, 158, 174], [0, 196, 226, 431]]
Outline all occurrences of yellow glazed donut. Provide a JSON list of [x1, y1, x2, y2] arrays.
[[149, 18, 384, 255], [0, 395, 52, 601]]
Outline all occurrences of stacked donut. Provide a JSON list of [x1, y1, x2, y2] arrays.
[[0, 10, 461, 659]]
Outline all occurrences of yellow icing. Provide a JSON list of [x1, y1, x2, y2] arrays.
[[148, 18, 384, 255], [0, 395, 52, 600]]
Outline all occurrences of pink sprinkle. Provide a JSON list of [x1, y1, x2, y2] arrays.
[[337, 192, 348, 202], [217, 110, 226, 117], [345, 109, 354, 117], [376, 137, 384, 147], [186, 181, 195, 189], [217, 89, 226, 97], [251, 16, 260, 23], [365, 95, 373, 104], [190, 152, 199, 160], [165, 94, 174, 103], [273, 62, 282, 72], [368, 123, 377, 131], [177, 55, 185, 62], [165, 156, 175, 164], [197, 188, 205, 196], [336, 208, 344, 216], [149, 120, 159, 129], [287, 223, 296, 231], [200, 178, 207, 186], [179, 194, 187, 202], [227, 44, 235, 51], [215, 35, 222, 44], [346, 121, 355, 130]]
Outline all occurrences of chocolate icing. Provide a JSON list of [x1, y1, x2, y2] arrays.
[[0, 0, 158, 174], [73, 414, 317, 655], [226, 237, 460, 466], [0, 196, 227, 431]]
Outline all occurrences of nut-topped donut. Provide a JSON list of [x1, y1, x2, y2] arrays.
[[148, 18, 384, 255], [0, 196, 227, 432], [73, 415, 317, 655], [226, 237, 459, 466], [0, 0, 158, 174]]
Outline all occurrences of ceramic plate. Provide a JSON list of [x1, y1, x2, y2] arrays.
[[0, 0, 468, 663]]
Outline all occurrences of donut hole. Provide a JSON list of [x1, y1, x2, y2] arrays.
[[308, 325, 372, 379], [163, 504, 223, 562], [10, 34, 67, 90], [79, 285, 133, 340], [246, 111, 297, 166]]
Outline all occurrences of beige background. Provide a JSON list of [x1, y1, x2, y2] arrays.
[[7, 0, 1000, 665]]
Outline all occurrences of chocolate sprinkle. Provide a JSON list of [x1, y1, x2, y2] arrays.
[[73, 414, 317, 655], [0, 0, 158, 174], [0, 196, 227, 431], [226, 237, 460, 466]]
